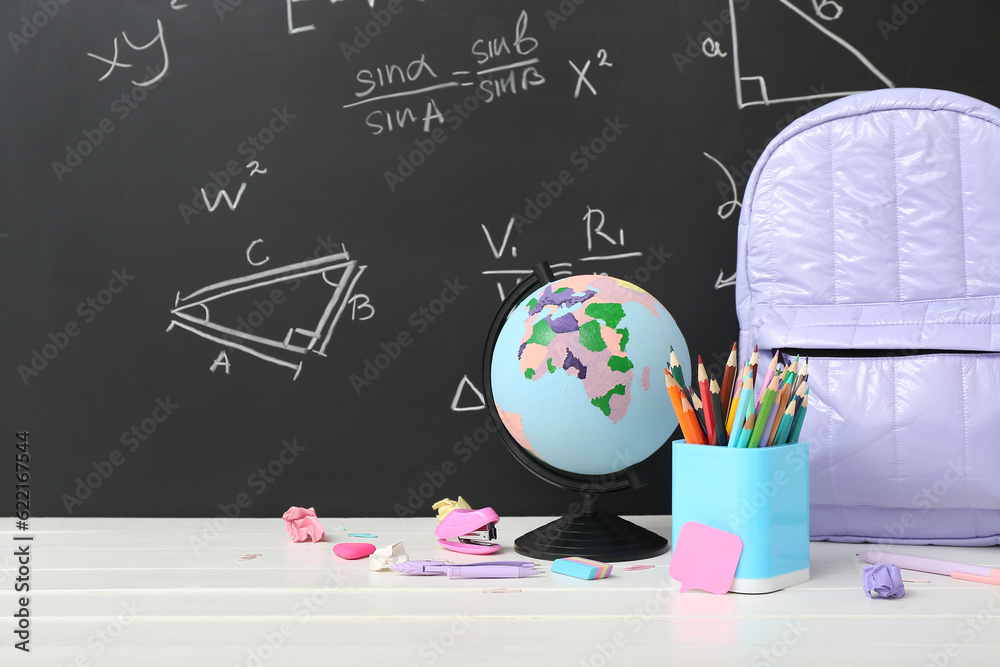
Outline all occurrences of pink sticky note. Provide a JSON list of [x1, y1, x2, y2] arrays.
[[669, 522, 742, 594]]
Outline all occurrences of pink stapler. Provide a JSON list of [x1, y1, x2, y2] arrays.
[[434, 507, 501, 555]]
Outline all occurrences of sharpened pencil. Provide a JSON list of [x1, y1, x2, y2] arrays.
[[788, 394, 808, 443], [748, 375, 779, 448], [681, 394, 707, 444], [729, 364, 754, 447], [736, 413, 755, 449], [720, 343, 738, 421], [667, 373, 706, 445], [710, 378, 728, 446], [766, 381, 793, 448], [697, 357, 715, 446], [773, 400, 796, 447], [756, 352, 780, 410], [726, 361, 747, 435]]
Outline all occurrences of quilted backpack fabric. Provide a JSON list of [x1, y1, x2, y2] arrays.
[[736, 88, 1000, 545]]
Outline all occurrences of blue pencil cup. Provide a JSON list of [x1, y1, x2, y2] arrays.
[[671, 440, 810, 594]]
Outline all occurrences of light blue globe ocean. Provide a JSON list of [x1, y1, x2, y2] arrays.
[[491, 274, 690, 475]]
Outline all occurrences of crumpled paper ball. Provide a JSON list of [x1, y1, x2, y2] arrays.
[[863, 563, 905, 598], [369, 540, 409, 571], [432, 497, 471, 522], [282, 506, 326, 542]]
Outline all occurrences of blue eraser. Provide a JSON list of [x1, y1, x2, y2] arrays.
[[551, 557, 613, 580]]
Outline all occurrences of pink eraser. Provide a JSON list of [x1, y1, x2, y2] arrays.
[[552, 557, 613, 580], [333, 543, 376, 560], [669, 521, 742, 594]]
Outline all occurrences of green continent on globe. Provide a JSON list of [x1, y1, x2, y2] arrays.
[[515, 276, 661, 423]]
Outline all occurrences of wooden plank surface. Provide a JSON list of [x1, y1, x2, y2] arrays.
[[2, 516, 999, 666]]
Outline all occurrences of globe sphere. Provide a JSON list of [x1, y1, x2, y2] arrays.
[[490, 274, 690, 475]]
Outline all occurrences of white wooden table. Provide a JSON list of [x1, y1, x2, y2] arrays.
[[2, 516, 999, 666]]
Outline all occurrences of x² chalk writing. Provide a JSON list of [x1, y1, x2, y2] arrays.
[[16, 268, 135, 386]]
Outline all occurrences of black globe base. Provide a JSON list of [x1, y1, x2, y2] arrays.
[[513, 494, 669, 562]]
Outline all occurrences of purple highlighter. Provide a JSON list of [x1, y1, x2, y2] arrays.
[[390, 560, 539, 579]]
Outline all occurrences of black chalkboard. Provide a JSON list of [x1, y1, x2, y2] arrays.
[[4, 0, 1000, 519]]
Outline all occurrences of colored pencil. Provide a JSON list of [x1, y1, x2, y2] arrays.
[[748, 345, 759, 390], [665, 370, 685, 417], [710, 378, 728, 446], [666, 373, 702, 444], [735, 413, 755, 449], [788, 394, 808, 443], [793, 379, 808, 412], [748, 375, 779, 448], [690, 392, 708, 437], [726, 362, 746, 435], [729, 365, 754, 447], [720, 343, 738, 420], [792, 359, 808, 394], [773, 400, 796, 447], [669, 347, 689, 399], [765, 381, 793, 448], [697, 357, 715, 446], [755, 352, 780, 410], [782, 355, 800, 386], [680, 394, 707, 444]]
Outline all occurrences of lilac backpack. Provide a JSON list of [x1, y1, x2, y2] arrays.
[[736, 88, 1000, 545]]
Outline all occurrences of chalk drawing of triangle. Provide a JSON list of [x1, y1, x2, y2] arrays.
[[167, 249, 365, 379], [451, 375, 486, 412], [730, 0, 894, 109]]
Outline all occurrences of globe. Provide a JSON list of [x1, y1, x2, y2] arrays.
[[491, 273, 690, 476]]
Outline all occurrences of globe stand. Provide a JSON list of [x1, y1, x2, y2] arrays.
[[513, 492, 669, 562], [484, 262, 671, 563]]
